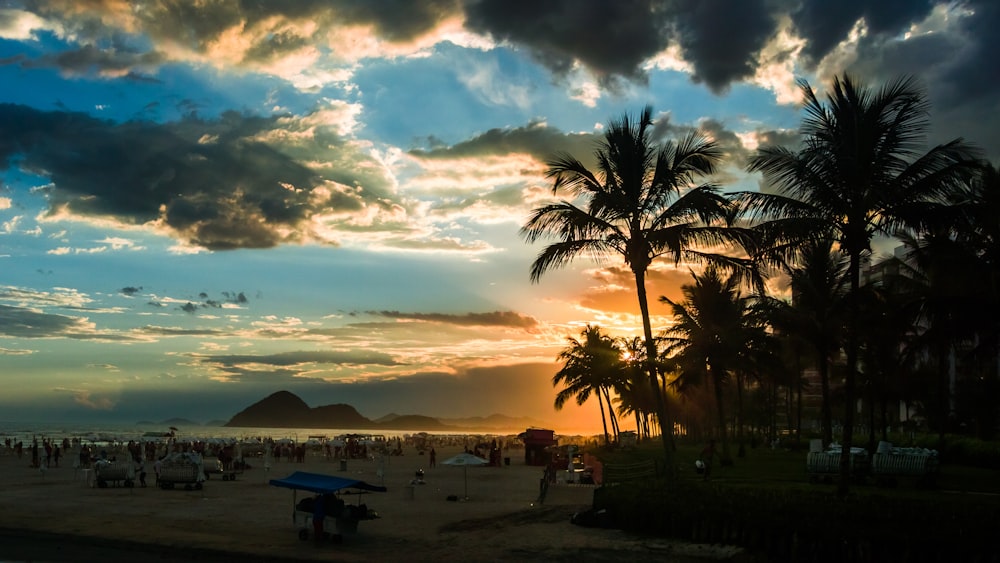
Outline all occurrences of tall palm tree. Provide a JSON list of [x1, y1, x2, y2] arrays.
[[767, 239, 849, 447], [950, 163, 1000, 383], [739, 74, 979, 496], [660, 267, 770, 463], [553, 324, 623, 446], [892, 230, 982, 442], [522, 106, 749, 469]]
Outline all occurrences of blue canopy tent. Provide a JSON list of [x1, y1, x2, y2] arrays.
[[269, 471, 386, 541], [269, 471, 387, 494]]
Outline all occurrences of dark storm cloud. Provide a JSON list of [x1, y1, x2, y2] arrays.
[[463, 0, 779, 93], [0, 304, 133, 340], [937, 0, 1000, 106], [754, 128, 802, 151], [410, 120, 600, 168], [804, 1, 1000, 161], [667, 0, 778, 93], [199, 350, 400, 369], [0, 104, 344, 249], [12, 0, 991, 106], [370, 310, 539, 329], [26, 0, 461, 67], [18, 44, 166, 77], [791, 0, 936, 65], [0, 304, 83, 337], [119, 286, 142, 296], [464, 0, 669, 85]]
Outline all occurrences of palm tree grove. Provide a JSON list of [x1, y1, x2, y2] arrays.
[[523, 74, 1000, 560]]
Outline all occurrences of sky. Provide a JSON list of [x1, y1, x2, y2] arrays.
[[0, 1, 998, 433]]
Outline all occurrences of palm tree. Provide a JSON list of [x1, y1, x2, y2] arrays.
[[615, 336, 657, 440], [739, 74, 979, 496], [950, 163, 1000, 384], [767, 239, 849, 447], [522, 106, 749, 470], [660, 267, 770, 463], [553, 325, 623, 446]]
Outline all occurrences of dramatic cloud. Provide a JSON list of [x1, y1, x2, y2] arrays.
[[667, 0, 778, 93], [791, 0, 936, 66], [464, 0, 669, 86], [0, 103, 403, 249], [371, 310, 538, 329], [0, 304, 133, 340], [200, 350, 400, 368]]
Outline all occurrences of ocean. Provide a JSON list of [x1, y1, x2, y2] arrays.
[[0, 421, 567, 446]]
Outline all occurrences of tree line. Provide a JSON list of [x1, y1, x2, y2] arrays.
[[522, 74, 997, 497]]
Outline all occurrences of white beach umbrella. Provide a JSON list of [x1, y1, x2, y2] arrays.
[[441, 453, 488, 499]]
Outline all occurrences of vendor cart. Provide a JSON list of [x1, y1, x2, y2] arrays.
[[871, 442, 939, 488], [158, 452, 206, 490], [94, 459, 135, 488], [269, 471, 386, 543], [807, 445, 869, 484]]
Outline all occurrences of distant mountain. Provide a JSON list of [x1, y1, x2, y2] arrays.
[[223, 390, 554, 431], [224, 391, 454, 430], [225, 391, 319, 428], [203, 419, 229, 427]]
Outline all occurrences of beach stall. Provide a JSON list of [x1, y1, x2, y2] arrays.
[[519, 428, 557, 466], [269, 471, 386, 543]]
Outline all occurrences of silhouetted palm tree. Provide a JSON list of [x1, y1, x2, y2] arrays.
[[950, 163, 1000, 383], [553, 325, 623, 447], [739, 74, 979, 496], [614, 336, 657, 439], [523, 106, 750, 470], [768, 239, 849, 447], [660, 267, 770, 463]]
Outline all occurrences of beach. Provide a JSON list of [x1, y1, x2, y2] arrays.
[[0, 442, 744, 562]]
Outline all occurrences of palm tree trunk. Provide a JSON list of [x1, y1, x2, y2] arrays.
[[819, 348, 833, 447], [602, 387, 620, 442], [838, 252, 861, 498], [736, 372, 746, 458], [597, 392, 610, 447], [633, 269, 674, 473], [711, 369, 731, 462]]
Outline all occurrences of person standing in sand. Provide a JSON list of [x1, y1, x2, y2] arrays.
[[312, 494, 326, 543], [429, 447, 436, 468]]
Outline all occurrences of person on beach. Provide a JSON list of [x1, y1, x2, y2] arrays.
[[429, 447, 436, 468], [154, 456, 163, 485], [312, 494, 326, 543]]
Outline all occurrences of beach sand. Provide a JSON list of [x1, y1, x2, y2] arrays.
[[0, 445, 743, 562]]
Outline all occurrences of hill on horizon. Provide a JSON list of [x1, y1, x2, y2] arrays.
[[224, 390, 549, 431]]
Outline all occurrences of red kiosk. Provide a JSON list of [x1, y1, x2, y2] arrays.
[[520, 428, 557, 466]]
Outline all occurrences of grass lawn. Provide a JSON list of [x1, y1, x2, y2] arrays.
[[595, 439, 1000, 499]]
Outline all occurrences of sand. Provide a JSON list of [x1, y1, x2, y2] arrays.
[[0, 444, 743, 562]]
